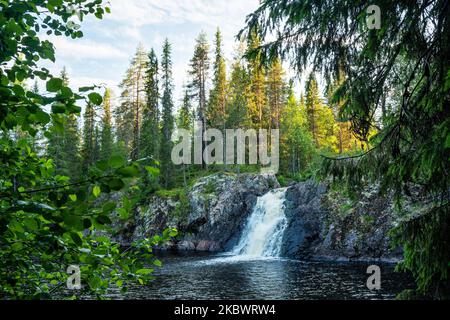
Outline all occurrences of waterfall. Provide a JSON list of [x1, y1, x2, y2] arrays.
[[232, 188, 288, 257]]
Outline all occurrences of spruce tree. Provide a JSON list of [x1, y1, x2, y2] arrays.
[[207, 28, 227, 129], [159, 39, 175, 188], [140, 48, 160, 163], [176, 90, 193, 187], [47, 67, 81, 179], [305, 73, 335, 149], [115, 67, 134, 157]]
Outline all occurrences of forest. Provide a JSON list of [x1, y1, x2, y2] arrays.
[[0, 0, 449, 300]]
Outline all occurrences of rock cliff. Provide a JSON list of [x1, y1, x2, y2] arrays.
[[128, 173, 402, 261]]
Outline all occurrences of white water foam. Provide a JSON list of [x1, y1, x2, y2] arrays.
[[231, 188, 288, 258]]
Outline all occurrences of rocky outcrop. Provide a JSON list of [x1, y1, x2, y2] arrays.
[[129, 172, 401, 261], [281, 180, 327, 258], [132, 172, 279, 251], [282, 180, 402, 261]]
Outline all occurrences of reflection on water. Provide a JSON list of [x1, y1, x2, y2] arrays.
[[114, 252, 414, 300]]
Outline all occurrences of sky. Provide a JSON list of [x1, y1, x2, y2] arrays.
[[40, 0, 267, 108]]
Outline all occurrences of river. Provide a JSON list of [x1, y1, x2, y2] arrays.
[[115, 252, 413, 300]]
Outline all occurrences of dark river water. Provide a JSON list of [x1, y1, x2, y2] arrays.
[[113, 252, 414, 300]]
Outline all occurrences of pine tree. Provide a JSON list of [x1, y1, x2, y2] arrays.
[[130, 44, 149, 160], [100, 88, 113, 161], [159, 39, 175, 187], [188, 31, 209, 169], [140, 48, 160, 163], [115, 45, 148, 161]]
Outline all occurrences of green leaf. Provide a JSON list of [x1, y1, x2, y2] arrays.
[[70, 232, 82, 246], [51, 102, 66, 113], [88, 92, 102, 105], [64, 214, 83, 231], [153, 259, 162, 267], [46, 77, 63, 92], [96, 215, 111, 225], [445, 133, 450, 148], [116, 166, 139, 177], [145, 166, 160, 177], [117, 208, 128, 220], [11, 242, 23, 251], [12, 84, 25, 96], [79, 86, 95, 92], [35, 110, 51, 125], [102, 201, 116, 214], [92, 186, 101, 197], [88, 276, 101, 290], [60, 86, 73, 98], [83, 218, 92, 229], [108, 178, 125, 191], [136, 268, 154, 275], [48, 0, 63, 6], [95, 160, 109, 171], [24, 217, 38, 231], [108, 155, 125, 168], [169, 228, 178, 237]]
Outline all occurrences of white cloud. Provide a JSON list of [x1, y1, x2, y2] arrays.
[[38, 0, 265, 107], [103, 1, 259, 42], [106, 0, 258, 29], [50, 37, 128, 60]]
